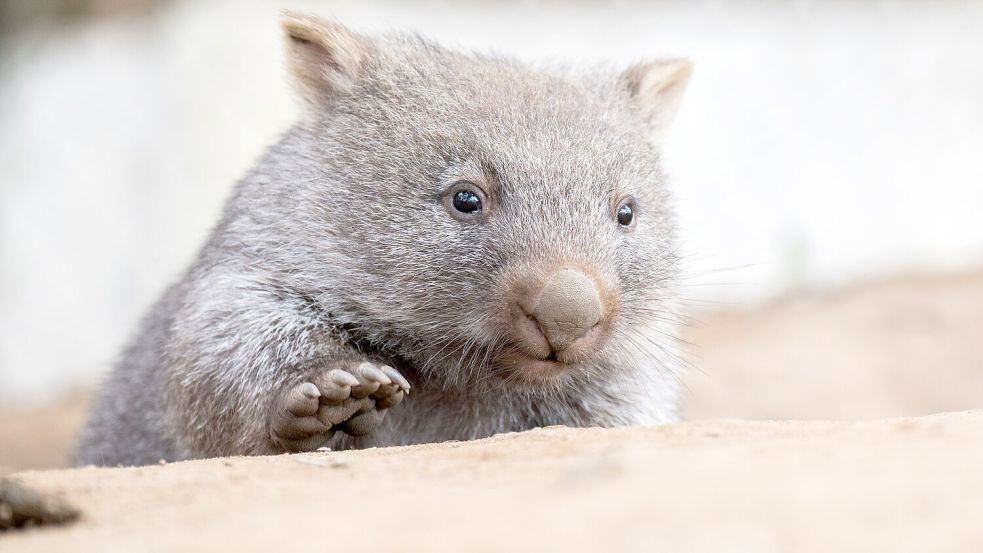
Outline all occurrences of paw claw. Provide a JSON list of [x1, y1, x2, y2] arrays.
[[285, 384, 320, 417], [352, 384, 379, 399], [313, 370, 357, 402], [382, 365, 411, 392], [329, 369, 359, 388], [356, 363, 391, 385], [299, 382, 321, 399]]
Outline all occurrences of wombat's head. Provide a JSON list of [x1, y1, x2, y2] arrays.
[[277, 14, 690, 394]]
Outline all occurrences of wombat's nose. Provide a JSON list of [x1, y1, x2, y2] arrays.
[[531, 268, 603, 352]]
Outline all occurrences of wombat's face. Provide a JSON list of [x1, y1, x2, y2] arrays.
[[282, 14, 690, 392]]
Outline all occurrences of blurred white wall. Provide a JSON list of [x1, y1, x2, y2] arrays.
[[2, 0, 982, 404]]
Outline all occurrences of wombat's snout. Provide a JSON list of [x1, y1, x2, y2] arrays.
[[514, 268, 605, 360]]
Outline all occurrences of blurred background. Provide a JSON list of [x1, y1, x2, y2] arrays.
[[1, 0, 981, 469]]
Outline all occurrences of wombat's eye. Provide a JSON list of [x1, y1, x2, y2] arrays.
[[442, 181, 488, 222], [453, 190, 482, 214], [616, 199, 636, 227]]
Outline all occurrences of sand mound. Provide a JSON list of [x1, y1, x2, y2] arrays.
[[4, 411, 982, 552]]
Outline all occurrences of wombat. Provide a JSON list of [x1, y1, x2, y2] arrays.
[[75, 12, 692, 466]]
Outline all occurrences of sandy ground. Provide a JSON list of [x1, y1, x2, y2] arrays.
[[683, 271, 983, 420], [3, 411, 982, 552], [0, 392, 90, 471], [1, 272, 981, 549]]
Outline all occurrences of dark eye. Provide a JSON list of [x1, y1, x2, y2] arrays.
[[452, 190, 482, 214], [443, 182, 488, 222], [616, 203, 634, 226]]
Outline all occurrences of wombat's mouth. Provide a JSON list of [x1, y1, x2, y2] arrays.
[[494, 332, 605, 377], [496, 350, 571, 378]]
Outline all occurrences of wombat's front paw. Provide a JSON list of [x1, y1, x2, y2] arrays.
[[270, 362, 410, 452]]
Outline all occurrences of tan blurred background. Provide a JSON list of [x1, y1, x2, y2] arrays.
[[1, 0, 981, 470]]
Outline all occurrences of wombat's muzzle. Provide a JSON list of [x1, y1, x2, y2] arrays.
[[512, 267, 606, 362]]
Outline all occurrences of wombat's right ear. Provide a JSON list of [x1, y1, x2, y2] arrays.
[[621, 59, 692, 136], [280, 12, 369, 110]]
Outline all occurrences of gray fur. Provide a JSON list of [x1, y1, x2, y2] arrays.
[[76, 15, 690, 466]]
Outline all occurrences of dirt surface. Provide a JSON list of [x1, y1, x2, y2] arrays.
[[683, 271, 983, 420], [2, 411, 982, 552], [0, 392, 89, 471]]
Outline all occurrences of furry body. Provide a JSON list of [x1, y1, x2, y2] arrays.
[[77, 16, 689, 466]]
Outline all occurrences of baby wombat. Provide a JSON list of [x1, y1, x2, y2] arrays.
[[76, 12, 692, 466]]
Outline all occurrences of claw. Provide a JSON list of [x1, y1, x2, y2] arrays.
[[299, 382, 321, 399], [284, 384, 321, 417], [315, 370, 357, 403], [355, 362, 391, 385], [381, 366, 411, 392], [329, 369, 359, 388]]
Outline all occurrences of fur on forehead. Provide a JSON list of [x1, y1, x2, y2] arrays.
[[281, 12, 691, 135]]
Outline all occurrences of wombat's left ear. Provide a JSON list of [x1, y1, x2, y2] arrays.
[[621, 59, 692, 133], [280, 12, 371, 111]]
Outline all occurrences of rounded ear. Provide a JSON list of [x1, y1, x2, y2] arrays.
[[280, 12, 370, 110], [621, 59, 692, 134]]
